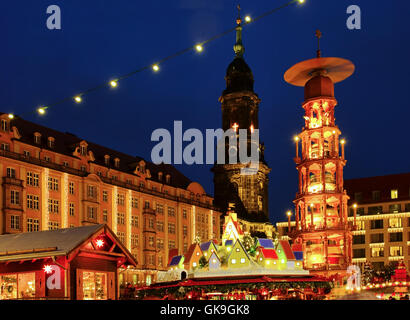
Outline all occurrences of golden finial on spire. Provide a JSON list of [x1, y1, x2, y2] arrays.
[[233, 4, 244, 57], [236, 4, 242, 25], [315, 29, 322, 58]]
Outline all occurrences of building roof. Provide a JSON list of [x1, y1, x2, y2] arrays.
[[184, 243, 201, 262], [0, 224, 136, 266], [344, 172, 410, 205], [257, 238, 275, 249], [291, 243, 303, 252], [169, 255, 184, 267], [224, 240, 234, 247], [259, 248, 278, 260], [6, 114, 194, 189], [200, 241, 217, 252], [278, 240, 296, 260]]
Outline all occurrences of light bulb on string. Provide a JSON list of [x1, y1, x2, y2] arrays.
[[110, 80, 118, 88], [37, 107, 47, 115], [244, 15, 252, 23], [74, 96, 82, 103], [195, 44, 203, 52], [8, 113, 14, 119], [152, 64, 160, 72]]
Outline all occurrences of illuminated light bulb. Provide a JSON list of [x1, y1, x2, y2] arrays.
[[286, 211, 292, 217], [250, 124, 254, 133], [110, 80, 118, 88], [340, 139, 345, 145], [353, 203, 357, 208], [294, 136, 299, 142], [244, 15, 251, 23], [37, 107, 46, 115], [8, 113, 14, 119], [152, 64, 160, 72], [95, 239, 104, 248], [74, 96, 82, 103], [195, 44, 203, 52], [43, 265, 53, 274], [298, 0, 305, 3]]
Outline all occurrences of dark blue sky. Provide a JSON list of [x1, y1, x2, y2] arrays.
[[1, 0, 409, 223]]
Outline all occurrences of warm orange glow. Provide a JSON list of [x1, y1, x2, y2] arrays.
[[286, 210, 292, 217], [250, 124, 254, 133], [353, 203, 357, 208], [232, 123, 239, 132], [294, 136, 299, 142]]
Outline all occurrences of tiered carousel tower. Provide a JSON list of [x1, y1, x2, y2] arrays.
[[284, 31, 354, 275]]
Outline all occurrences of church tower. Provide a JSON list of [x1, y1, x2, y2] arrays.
[[284, 31, 354, 276], [212, 8, 271, 224]]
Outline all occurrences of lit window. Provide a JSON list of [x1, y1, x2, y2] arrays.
[[240, 258, 246, 264], [391, 189, 398, 199], [231, 259, 236, 264]]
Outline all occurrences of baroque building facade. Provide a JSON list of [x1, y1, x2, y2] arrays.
[[212, 13, 272, 233], [0, 113, 221, 286]]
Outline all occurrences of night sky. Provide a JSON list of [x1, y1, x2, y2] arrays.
[[1, 0, 409, 223]]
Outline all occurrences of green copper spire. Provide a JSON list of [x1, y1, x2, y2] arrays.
[[233, 4, 245, 58]]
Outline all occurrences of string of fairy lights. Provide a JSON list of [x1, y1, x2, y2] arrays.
[[6, 0, 306, 120]]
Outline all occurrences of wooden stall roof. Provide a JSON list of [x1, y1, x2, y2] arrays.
[[0, 224, 137, 266]]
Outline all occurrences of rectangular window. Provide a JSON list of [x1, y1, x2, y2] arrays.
[[389, 218, 402, 228], [10, 190, 20, 205], [353, 248, 366, 258], [391, 189, 398, 199], [87, 207, 96, 219], [370, 233, 384, 243], [87, 185, 97, 198], [148, 236, 154, 247], [48, 177, 59, 191], [69, 203, 75, 216], [117, 194, 125, 206], [356, 220, 365, 231], [368, 206, 383, 215], [131, 234, 139, 248], [117, 231, 125, 244], [156, 221, 164, 232], [131, 215, 139, 227], [370, 219, 383, 229], [27, 218, 39, 232], [371, 247, 384, 257], [183, 209, 187, 219], [144, 201, 150, 209], [1, 143, 10, 151], [117, 212, 125, 225], [131, 198, 138, 208], [102, 190, 108, 202], [10, 215, 20, 230], [156, 203, 164, 214], [26, 172, 39, 187], [156, 238, 164, 249], [372, 190, 380, 201], [389, 204, 401, 213], [69, 182, 74, 195], [48, 199, 59, 213], [353, 234, 365, 244], [168, 240, 175, 249], [390, 246, 403, 257], [1, 119, 8, 131], [6, 168, 16, 178], [389, 232, 403, 242], [183, 225, 188, 237], [167, 207, 175, 217], [48, 221, 59, 230], [26, 195, 39, 210], [168, 223, 176, 234], [102, 209, 108, 222]]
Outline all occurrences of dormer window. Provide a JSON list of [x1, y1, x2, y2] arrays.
[[158, 172, 163, 181], [1, 119, 8, 132], [114, 158, 120, 168], [104, 155, 110, 166], [34, 132, 41, 144], [80, 145, 87, 156], [165, 174, 171, 184], [48, 137, 55, 149]]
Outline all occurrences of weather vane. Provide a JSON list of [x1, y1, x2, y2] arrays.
[[315, 29, 322, 58]]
